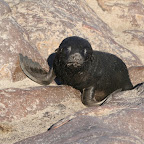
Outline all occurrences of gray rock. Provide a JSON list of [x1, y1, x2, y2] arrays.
[[0, 17, 48, 82], [88, 0, 144, 64], [0, 86, 80, 122], [128, 66, 144, 86], [0, 0, 11, 17], [15, 83, 144, 144], [1, 0, 143, 82], [11, 0, 142, 66]]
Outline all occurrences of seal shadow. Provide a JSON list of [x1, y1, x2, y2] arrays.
[[47, 53, 62, 85]]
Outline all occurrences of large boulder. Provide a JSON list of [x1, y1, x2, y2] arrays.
[[1, 0, 143, 82], [0, 86, 84, 144], [86, 0, 144, 64], [15, 83, 144, 144], [0, 17, 48, 82], [128, 66, 144, 86], [0, 0, 48, 82], [0, 86, 81, 122], [11, 0, 142, 67], [0, 0, 11, 17]]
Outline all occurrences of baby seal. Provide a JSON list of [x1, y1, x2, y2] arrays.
[[19, 36, 133, 106]]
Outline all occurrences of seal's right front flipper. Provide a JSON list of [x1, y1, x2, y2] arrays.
[[19, 53, 56, 85], [81, 86, 109, 107]]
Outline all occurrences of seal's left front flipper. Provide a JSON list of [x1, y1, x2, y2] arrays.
[[19, 53, 56, 85]]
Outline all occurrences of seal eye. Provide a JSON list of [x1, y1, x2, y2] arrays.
[[67, 46, 71, 53], [84, 49, 87, 55], [81, 48, 87, 56], [63, 46, 71, 55]]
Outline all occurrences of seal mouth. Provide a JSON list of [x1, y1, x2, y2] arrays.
[[67, 62, 82, 68]]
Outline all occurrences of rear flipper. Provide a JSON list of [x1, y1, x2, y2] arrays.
[[19, 53, 56, 85]]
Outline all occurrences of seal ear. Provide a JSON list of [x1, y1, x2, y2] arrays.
[[19, 53, 56, 85]]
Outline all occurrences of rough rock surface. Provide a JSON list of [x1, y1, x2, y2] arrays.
[[86, 0, 144, 64], [0, 0, 144, 144], [1, 0, 143, 83], [0, 0, 11, 17], [128, 66, 144, 86], [0, 86, 81, 122], [0, 0, 48, 82], [10, 0, 142, 67], [15, 83, 144, 144], [0, 86, 85, 144], [0, 17, 49, 82]]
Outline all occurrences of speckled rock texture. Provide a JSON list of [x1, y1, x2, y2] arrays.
[[0, 86, 80, 122], [87, 0, 144, 64], [10, 0, 142, 67], [1, 0, 144, 82], [0, 17, 48, 82], [0, 0, 144, 143], [0, 0, 48, 82], [15, 83, 144, 144], [0, 0, 11, 17], [128, 66, 144, 86], [0, 85, 85, 144]]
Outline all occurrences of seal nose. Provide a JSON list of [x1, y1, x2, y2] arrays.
[[67, 53, 84, 67], [71, 53, 82, 61]]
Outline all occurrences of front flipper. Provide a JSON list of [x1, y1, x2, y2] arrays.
[[81, 86, 108, 107], [19, 53, 56, 85]]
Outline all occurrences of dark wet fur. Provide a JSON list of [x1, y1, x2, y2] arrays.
[[53, 36, 133, 102]]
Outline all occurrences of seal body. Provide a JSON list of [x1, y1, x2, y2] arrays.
[[53, 37, 133, 103], [19, 36, 133, 106]]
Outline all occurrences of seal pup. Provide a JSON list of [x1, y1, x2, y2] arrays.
[[19, 36, 133, 106]]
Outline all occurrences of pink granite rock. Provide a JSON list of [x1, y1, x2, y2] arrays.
[[15, 83, 144, 144], [1, 1, 144, 143], [0, 86, 80, 122], [1, 0, 143, 82], [11, 0, 142, 66], [0, 0, 11, 17], [0, 17, 48, 82], [128, 66, 144, 86], [87, 0, 144, 64]]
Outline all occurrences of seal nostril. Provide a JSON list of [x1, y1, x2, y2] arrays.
[[70, 53, 82, 62], [73, 53, 81, 61]]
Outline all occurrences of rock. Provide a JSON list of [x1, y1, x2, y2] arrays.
[[0, 84, 84, 144], [4, 0, 21, 7], [11, 0, 142, 67], [0, 17, 48, 82], [0, 0, 11, 17], [15, 83, 144, 144], [1, 0, 143, 82], [0, 86, 81, 122], [86, 0, 144, 64], [0, 0, 144, 143], [128, 66, 144, 86]]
